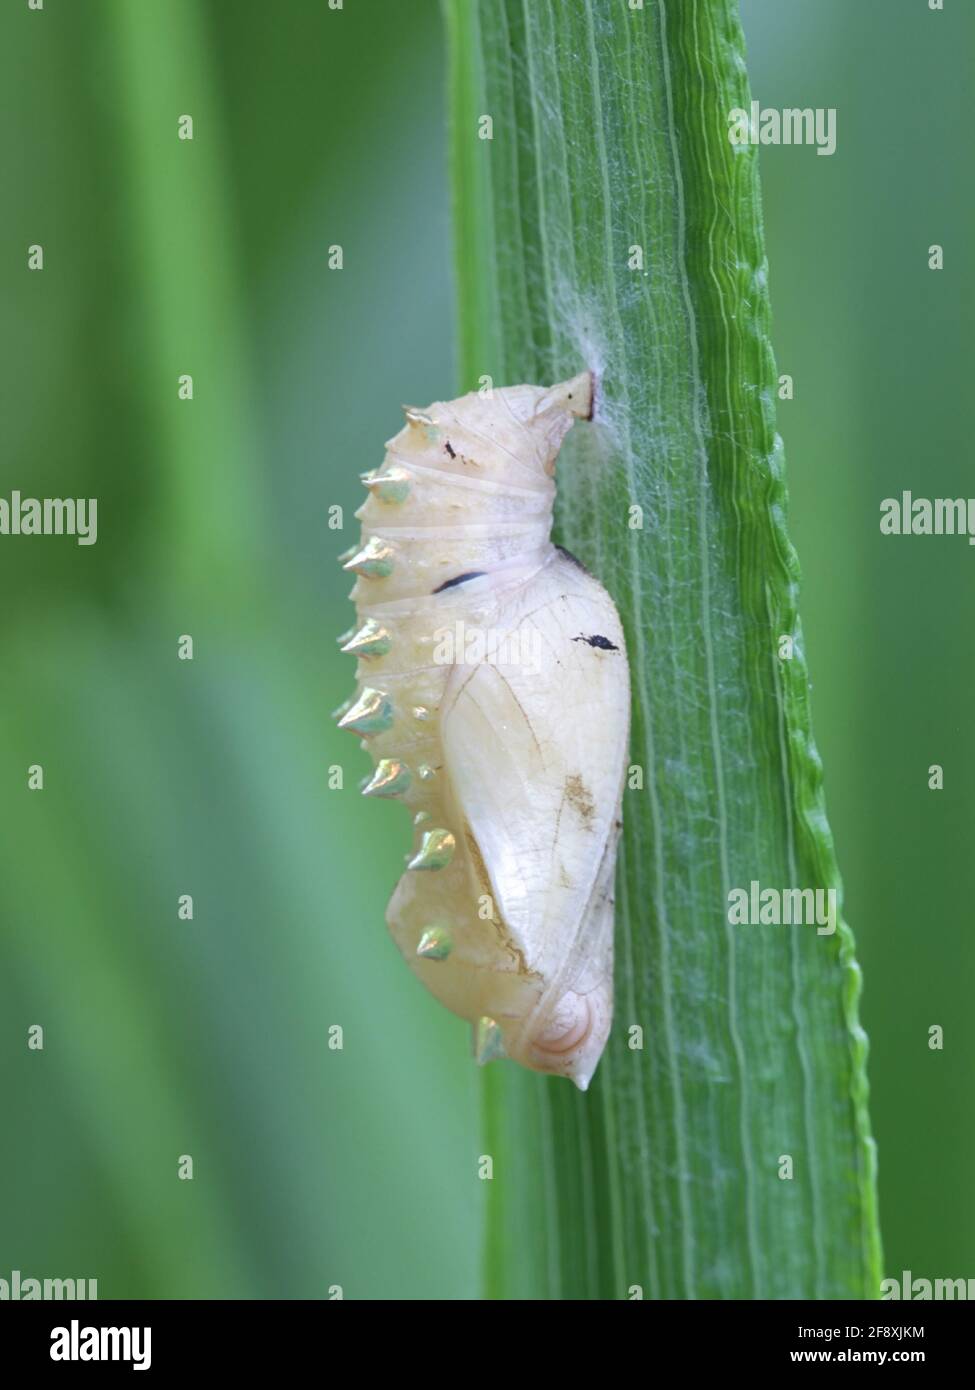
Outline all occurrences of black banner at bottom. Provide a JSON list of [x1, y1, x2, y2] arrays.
[[0, 1297, 968, 1373]]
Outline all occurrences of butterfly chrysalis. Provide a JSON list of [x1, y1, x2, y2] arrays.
[[336, 373, 630, 1089]]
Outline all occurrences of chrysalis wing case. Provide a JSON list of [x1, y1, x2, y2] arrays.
[[336, 373, 630, 1089]]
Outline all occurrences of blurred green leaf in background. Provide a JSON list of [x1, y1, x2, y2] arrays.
[[1, 0, 478, 1301]]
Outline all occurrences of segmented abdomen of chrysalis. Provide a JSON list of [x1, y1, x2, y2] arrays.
[[335, 373, 630, 1089]]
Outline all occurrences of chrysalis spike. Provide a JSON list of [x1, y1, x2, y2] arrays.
[[416, 926, 453, 962], [403, 406, 434, 427], [342, 536, 395, 579], [337, 543, 357, 564], [336, 625, 357, 647], [407, 828, 455, 871], [340, 619, 392, 658], [473, 1016, 506, 1065], [361, 759, 412, 799], [330, 693, 356, 722], [362, 466, 412, 504], [337, 687, 393, 736]]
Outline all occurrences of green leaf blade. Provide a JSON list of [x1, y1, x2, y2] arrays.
[[447, 0, 880, 1300]]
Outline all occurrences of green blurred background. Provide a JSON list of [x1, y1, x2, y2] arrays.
[[0, 0, 971, 1299]]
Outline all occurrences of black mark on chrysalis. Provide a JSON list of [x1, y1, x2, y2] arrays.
[[444, 440, 456, 458], [554, 543, 594, 576], [432, 570, 487, 594], [573, 633, 620, 652]]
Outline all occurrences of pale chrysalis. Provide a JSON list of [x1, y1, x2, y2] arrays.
[[336, 373, 630, 1089]]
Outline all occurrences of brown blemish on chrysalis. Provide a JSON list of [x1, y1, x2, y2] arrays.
[[565, 774, 595, 827], [464, 823, 492, 903], [464, 822, 534, 977]]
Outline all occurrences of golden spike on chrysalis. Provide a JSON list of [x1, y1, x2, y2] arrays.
[[403, 406, 434, 427], [330, 693, 356, 722], [336, 625, 357, 647], [362, 466, 411, 504], [340, 619, 391, 658], [361, 759, 411, 799], [337, 687, 393, 736], [337, 543, 357, 564], [342, 536, 394, 578], [359, 468, 378, 484], [407, 828, 455, 871], [473, 1016, 506, 1065], [416, 926, 453, 961]]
